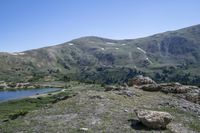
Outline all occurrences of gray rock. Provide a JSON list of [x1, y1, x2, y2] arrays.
[[159, 83, 200, 104], [186, 92, 200, 104], [160, 83, 191, 94], [134, 109, 173, 129], [128, 75, 156, 86], [139, 84, 161, 91]]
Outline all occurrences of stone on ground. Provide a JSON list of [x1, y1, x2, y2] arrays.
[[134, 109, 173, 129]]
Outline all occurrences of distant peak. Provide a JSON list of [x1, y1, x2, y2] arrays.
[[70, 36, 117, 43]]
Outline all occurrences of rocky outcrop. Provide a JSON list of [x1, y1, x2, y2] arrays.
[[159, 83, 200, 104], [128, 76, 200, 104], [185, 91, 200, 104], [128, 75, 156, 86], [134, 109, 173, 129], [160, 83, 191, 94], [139, 84, 161, 91]]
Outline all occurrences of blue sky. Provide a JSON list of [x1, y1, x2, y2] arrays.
[[0, 0, 200, 52]]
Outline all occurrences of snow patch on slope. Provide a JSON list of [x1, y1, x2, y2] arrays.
[[146, 57, 153, 64], [137, 47, 146, 54], [8, 52, 26, 56], [68, 43, 74, 46], [106, 42, 115, 45], [136, 47, 153, 64]]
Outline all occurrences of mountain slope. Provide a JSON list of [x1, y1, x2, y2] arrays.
[[1, 24, 200, 84]]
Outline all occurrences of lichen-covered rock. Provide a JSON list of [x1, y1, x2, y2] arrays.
[[128, 75, 156, 86], [134, 109, 173, 129], [186, 92, 200, 104], [159, 83, 200, 104], [160, 83, 190, 94], [159, 82, 182, 87], [139, 84, 161, 91]]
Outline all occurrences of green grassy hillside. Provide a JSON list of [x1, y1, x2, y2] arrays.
[[1, 24, 200, 85]]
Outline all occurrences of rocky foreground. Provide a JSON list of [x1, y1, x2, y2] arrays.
[[0, 77, 200, 133]]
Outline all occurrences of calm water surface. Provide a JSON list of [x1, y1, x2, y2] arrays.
[[0, 88, 60, 102]]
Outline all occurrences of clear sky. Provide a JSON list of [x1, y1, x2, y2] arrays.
[[0, 0, 200, 52]]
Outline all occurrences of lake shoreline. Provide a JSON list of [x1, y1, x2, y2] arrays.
[[0, 87, 76, 123]]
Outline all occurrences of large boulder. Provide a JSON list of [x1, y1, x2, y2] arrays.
[[134, 109, 173, 129], [128, 75, 156, 86]]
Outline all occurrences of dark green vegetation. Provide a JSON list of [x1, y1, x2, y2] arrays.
[[1, 24, 200, 85]]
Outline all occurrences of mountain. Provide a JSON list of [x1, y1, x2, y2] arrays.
[[1, 24, 200, 85]]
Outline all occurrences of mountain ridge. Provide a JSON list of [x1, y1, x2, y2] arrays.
[[1, 24, 200, 85]]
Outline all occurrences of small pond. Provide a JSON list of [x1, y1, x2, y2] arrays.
[[0, 88, 60, 102]]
